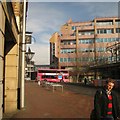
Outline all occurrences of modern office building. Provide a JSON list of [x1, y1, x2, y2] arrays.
[[50, 17, 120, 80], [49, 32, 60, 68]]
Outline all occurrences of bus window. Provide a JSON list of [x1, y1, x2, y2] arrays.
[[64, 76, 69, 79]]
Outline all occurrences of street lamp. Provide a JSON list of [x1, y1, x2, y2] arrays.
[[25, 47, 35, 80]]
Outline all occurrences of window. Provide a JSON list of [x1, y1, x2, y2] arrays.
[[64, 58, 67, 62], [115, 20, 120, 25], [68, 58, 71, 62], [104, 38, 107, 42], [79, 48, 94, 52], [72, 26, 76, 30], [78, 31, 94, 35], [96, 47, 106, 52], [60, 58, 63, 62], [79, 39, 94, 44], [96, 21, 113, 26], [60, 48, 76, 54], [97, 29, 113, 34], [116, 28, 120, 33], [61, 40, 76, 45]]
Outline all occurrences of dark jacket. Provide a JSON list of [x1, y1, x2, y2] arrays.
[[94, 88, 120, 120]]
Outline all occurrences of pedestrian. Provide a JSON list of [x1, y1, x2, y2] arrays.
[[84, 78, 87, 85], [38, 80, 40, 86], [37, 76, 41, 86], [93, 78, 120, 120]]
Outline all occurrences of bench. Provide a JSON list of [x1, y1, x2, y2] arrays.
[[45, 82, 63, 92], [51, 84, 63, 93]]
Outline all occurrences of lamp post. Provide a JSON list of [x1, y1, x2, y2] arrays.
[[21, 0, 27, 109], [25, 47, 35, 80]]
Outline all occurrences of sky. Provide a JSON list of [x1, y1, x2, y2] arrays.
[[26, 1, 119, 65]]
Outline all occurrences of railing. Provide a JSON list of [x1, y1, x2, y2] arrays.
[[89, 41, 120, 67]]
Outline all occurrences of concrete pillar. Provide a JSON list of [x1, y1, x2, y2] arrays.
[[0, 2, 5, 119], [113, 19, 116, 33]]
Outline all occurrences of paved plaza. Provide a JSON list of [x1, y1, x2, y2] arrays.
[[3, 81, 119, 119], [6, 81, 95, 119]]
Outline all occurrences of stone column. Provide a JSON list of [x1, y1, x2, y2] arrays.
[[0, 2, 5, 119], [4, 44, 18, 113]]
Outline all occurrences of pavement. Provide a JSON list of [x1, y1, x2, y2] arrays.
[[3, 81, 120, 119]]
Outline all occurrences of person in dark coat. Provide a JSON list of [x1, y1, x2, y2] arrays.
[[94, 78, 120, 120], [84, 78, 87, 85]]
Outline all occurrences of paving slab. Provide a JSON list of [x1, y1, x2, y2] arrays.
[[4, 82, 95, 119]]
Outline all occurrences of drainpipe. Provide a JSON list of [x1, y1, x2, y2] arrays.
[[21, 0, 26, 108]]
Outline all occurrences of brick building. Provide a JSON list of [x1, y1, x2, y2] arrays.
[[50, 17, 120, 80]]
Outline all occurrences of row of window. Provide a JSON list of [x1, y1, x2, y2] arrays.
[[71, 21, 120, 30], [79, 47, 106, 52], [79, 39, 94, 44], [60, 49, 76, 54], [73, 28, 120, 36], [60, 58, 76, 62], [78, 48, 94, 52], [96, 21, 120, 26], [96, 38, 119, 43], [78, 31, 94, 35], [60, 57, 107, 62], [78, 29, 120, 35], [97, 29, 113, 34], [60, 47, 113, 54], [59, 56, 113, 63], [61, 38, 119, 45], [61, 40, 76, 45], [96, 21, 113, 26], [61, 28, 120, 37]]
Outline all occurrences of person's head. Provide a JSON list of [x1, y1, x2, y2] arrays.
[[105, 78, 115, 91]]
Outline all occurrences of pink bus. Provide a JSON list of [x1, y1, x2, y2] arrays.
[[37, 68, 70, 83]]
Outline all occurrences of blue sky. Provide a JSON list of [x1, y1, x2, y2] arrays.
[[26, 1, 119, 65]]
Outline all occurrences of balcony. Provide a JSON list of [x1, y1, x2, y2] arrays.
[[96, 25, 115, 29], [77, 25, 94, 31], [60, 44, 76, 49], [78, 34, 95, 39], [60, 36, 76, 40]]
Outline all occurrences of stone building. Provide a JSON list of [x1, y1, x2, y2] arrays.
[[0, 1, 28, 119]]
